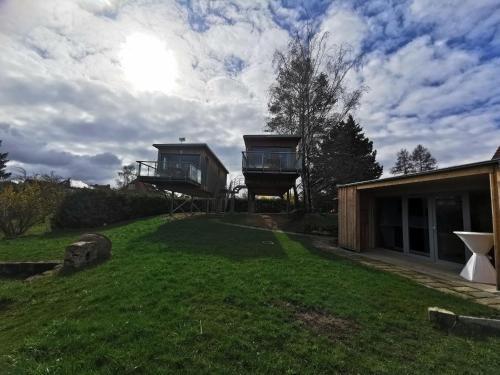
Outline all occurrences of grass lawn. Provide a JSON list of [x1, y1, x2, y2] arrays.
[[1, 215, 500, 374], [219, 213, 338, 235]]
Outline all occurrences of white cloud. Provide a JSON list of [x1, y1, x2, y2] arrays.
[[320, 7, 367, 53], [410, 0, 500, 45], [0, 0, 498, 184]]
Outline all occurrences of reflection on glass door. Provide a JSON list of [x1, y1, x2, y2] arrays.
[[377, 197, 403, 252], [408, 197, 430, 256], [435, 195, 465, 264]]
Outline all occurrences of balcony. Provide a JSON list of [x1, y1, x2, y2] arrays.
[[137, 161, 202, 184], [242, 151, 301, 173]]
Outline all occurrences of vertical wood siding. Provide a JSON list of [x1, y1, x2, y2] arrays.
[[490, 167, 500, 289], [338, 185, 360, 251]]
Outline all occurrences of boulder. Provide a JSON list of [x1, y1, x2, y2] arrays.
[[63, 233, 112, 271]]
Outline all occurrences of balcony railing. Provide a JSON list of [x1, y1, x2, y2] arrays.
[[242, 151, 301, 173], [136, 161, 202, 184]]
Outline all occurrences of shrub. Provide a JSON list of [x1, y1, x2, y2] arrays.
[[232, 197, 295, 213], [52, 189, 171, 229], [0, 181, 61, 238]]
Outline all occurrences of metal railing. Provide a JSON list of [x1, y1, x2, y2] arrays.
[[242, 151, 301, 172], [136, 161, 202, 184]]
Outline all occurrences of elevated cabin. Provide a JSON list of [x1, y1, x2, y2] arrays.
[[242, 135, 301, 211], [338, 158, 500, 288], [136, 143, 228, 198]]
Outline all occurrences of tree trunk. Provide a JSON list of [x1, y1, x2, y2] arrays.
[[293, 183, 299, 208]]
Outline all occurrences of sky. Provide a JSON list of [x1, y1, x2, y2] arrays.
[[0, 0, 499, 184]]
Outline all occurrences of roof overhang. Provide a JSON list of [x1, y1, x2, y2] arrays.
[[338, 159, 500, 190]]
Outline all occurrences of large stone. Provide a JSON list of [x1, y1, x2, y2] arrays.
[[63, 233, 112, 271]]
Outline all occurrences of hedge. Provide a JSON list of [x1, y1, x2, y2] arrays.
[[52, 189, 172, 229], [232, 197, 298, 213]]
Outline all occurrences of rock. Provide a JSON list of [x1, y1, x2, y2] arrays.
[[428, 307, 457, 330], [78, 233, 112, 260], [63, 233, 112, 272]]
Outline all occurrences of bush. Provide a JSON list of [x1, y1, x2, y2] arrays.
[[0, 181, 61, 238], [52, 189, 171, 229], [232, 197, 295, 213]]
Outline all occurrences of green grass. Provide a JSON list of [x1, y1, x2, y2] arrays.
[[219, 213, 338, 235], [1, 215, 500, 374]]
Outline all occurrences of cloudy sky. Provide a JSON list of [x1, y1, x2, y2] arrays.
[[0, 0, 499, 184]]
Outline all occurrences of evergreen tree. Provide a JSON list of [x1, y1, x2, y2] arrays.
[[390, 149, 414, 175], [411, 144, 437, 172], [266, 24, 363, 211], [312, 115, 382, 200], [0, 140, 11, 180]]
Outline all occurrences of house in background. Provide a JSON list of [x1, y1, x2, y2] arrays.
[[338, 148, 500, 288], [136, 143, 228, 212], [241, 135, 301, 212]]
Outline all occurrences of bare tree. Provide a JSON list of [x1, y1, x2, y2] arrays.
[[116, 164, 136, 189], [391, 145, 437, 175], [8, 166, 27, 182], [390, 149, 414, 175], [39, 171, 64, 184], [266, 24, 364, 211], [411, 144, 437, 172]]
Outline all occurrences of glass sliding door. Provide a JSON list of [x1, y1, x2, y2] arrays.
[[376, 197, 403, 252], [408, 197, 430, 256], [434, 195, 466, 264]]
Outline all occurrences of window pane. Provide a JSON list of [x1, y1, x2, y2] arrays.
[[377, 197, 403, 252], [435, 195, 465, 264], [408, 197, 430, 255]]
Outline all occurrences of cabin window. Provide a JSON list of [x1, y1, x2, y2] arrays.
[[161, 153, 200, 170], [245, 147, 296, 170]]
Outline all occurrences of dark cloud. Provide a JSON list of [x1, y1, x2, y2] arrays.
[[0, 0, 499, 184]]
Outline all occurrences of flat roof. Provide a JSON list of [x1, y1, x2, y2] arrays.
[[338, 158, 499, 188], [243, 134, 301, 140], [153, 143, 229, 174]]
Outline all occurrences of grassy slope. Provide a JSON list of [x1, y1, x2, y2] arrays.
[[219, 213, 338, 235], [1, 216, 500, 374]]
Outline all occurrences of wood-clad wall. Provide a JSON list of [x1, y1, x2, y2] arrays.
[[338, 185, 360, 251], [490, 166, 500, 290]]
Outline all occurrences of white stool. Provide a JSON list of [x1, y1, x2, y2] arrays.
[[454, 231, 496, 284]]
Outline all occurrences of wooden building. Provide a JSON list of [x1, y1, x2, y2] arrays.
[[136, 143, 228, 200], [241, 135, 301, 212], [338, 158, 500, 288]]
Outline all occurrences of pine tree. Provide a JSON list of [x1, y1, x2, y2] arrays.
[[312, 115, 382, 200], [0, 140, 11, 180], [390, 149, 414, 175], [411, 144, 437, 172]]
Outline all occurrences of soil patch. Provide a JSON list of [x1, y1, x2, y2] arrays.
[[277, 301, 359, 341]]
